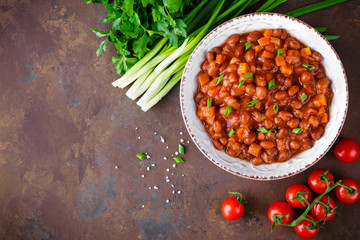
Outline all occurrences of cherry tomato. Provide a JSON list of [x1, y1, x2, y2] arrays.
[[310, 195, 336, 222], [286, 183, 312, 208], [221, 192, 245, 220], [294, 214, 320, 239], [308, 169, 334, 194], [335, 178, 360, 204], [334, 138, 360, 163], [267, 201, 294, 227]]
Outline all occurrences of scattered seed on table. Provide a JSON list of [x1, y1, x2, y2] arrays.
[[166, 168, 170, 172], [166, 146, 169, 149], [177, 191, 181, 194], [182, 174, 184, 177], [172, 164, 176, 168], [153, 186, 158, 190], [171, 173, 174, 176], [165, 199, 169, 203], [166, 179, 170, 182], [163, 157, 167, 160], [146, 154, 150, 159], [151, 163, 155, 167], [138, 136, 141, 139], [141, 205, 144, 208], [180, 132, 183, 135], [160, 136, 165, 143], [154, 132, 157, 135], [135, 127, 138, 130], [171, 184, 174, 188], [114, 166, 118, 169], [149, 187, 152, 189], [141, 175, 145, 178], [146, 167, 150, 171], [180, 139, 184, 143], [187, 141, 190, 144], [172, 190, 175, 194], [175, 151, 179, 155]]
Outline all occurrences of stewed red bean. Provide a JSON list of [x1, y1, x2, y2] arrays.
[[195, 29, 333, 165]]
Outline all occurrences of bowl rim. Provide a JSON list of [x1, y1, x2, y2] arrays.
[[179, 12, 349, 180]]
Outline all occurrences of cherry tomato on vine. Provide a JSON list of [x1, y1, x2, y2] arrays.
[[285, 183, 312, 208], [294, 214, 320, 239], [221, 191, 245, 220], [310, 195, 336, 222], [334, 138, 360, 163], [335, 178, 360, 204], [308, 169, 334, 193], [267, 201, 294, 227]]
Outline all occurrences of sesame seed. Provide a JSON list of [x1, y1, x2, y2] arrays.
[[165, 199, 169, 203], [177, 191, 181, 194], [160, 136, 165, 143], [141, 205, 144, 208], [114, 166, 118, 169], [166, 168, 170, 172], [146, 154, 150, 159], [171, 184, 174, 188], [166, 179, 170, 182], [135, 127, 138, 130], [182, 174, 184, 177], [141, 175, 145, 178], [175, 151, 179, 155], [171, 173, 174, 175], [172, 164, 176, 168], [166, 146, 169, 149], [153, 186, 158, 190], [154, 132, 157, 135], [180, 132, 183, 135], [163, 157, 167, 160], [149, 187, 152, 189], [146, 167, 150, 171], [172, 190, 175, 194], [138, 136, 141, 139], [165, 176, 169, 179], [151, 163, 155, 167], [180, 139, 184, 143], [187, 141, 190, 144]]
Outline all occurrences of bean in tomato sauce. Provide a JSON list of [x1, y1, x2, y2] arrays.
[[195, 29, 333, 165]]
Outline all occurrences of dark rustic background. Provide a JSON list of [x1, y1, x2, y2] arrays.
[[0, 0, 359, 239]]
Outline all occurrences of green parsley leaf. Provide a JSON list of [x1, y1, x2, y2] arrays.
[[133, 33, 150, 59], [164, 0, 183, 13], [91, 28, 108, 38], [96, 38, 108, 56]]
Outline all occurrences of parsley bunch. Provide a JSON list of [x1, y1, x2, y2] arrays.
[[85, 0, 195, 75]]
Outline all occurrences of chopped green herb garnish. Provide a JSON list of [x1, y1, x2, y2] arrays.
[[238, 79, 245, 88], [178, 143, 185, 154], [173, 157, 184, 163], [292, 128, 303, 134], [301, 93, 307, 102], [302, 64, 315, 70], [216, 74, 224, 85], [268, 79, 276, 90], [277, 49, 283, 56], [224, 106, 232, 116], [246, 99, 259, 107], [244, 72, 253, 78], [136, 153, 147, 160], [229, 128, 235, 137], [259, 127, 277, 134], [273, 103, 279, 112], [324, 35, 340, 40], [245, 41, 252, 51], [207, 98, 212, 108]]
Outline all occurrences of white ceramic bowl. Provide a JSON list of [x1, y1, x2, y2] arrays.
[[180, 13, 348, 180]]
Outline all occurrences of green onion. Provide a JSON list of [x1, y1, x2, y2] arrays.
[[173, 157, 184, 163], [301, 93, 307, 102], [245, 72, 253, 78], [302, 64, 315, 70], [259, 127, 269, 133], [273, 103, 279, 112], [224, 106, 232, 116], [324, 35, 340, 40], [178, 144, 185, 154], [216, 74, 224, 85], [245, 41, 252, 51], [238, 79, 245, 88], [268, 79, 276, 90], [246, 99, 259, 107], [229, 128, 235, 137], [277, 48, 283, 56], [315, 27, 327, 33], [259, 127, 277, 134], [292, 128, 303, 134], [207, 98, 212, 108], [286, 0, 347, 18], [136, 153, 147, 160]]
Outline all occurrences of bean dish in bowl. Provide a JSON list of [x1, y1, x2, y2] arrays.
[[180, 13, 348, 180], [195, 29, 333, 166]]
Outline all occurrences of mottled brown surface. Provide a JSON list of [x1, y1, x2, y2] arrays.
[[0, 1, 359, 239]]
